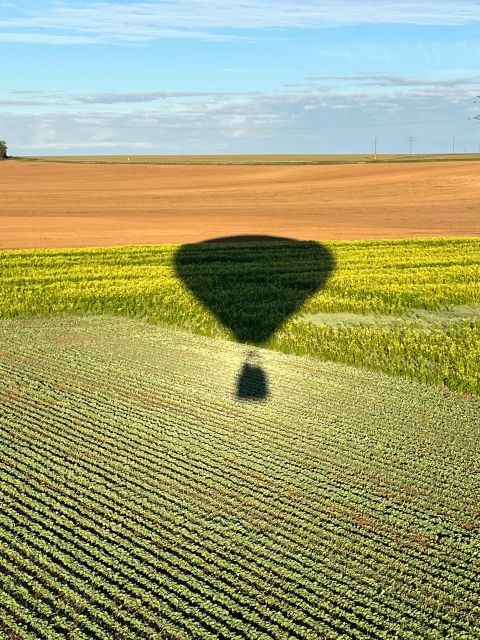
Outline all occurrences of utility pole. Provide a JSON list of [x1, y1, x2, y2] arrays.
[[408, 136, 414, 155], [374, 137, 378, 160], [452, 136, 455, 154], [473, 98, 480, 153]]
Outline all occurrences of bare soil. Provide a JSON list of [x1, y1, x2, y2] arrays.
[[1, 160, 479, 249]]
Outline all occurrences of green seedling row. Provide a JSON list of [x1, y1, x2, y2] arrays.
[[0, 316, 478, 639]]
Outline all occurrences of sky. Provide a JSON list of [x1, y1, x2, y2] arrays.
[[1, 1, 480, 155]]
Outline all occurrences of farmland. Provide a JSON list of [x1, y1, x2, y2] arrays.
[[1, 159, 480, 249], [1, 237, 479, 394], [0, 315, 479, 639], [1, 157, 479, 639]]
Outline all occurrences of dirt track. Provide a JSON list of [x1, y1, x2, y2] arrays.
[[1, 160, 479, 249]]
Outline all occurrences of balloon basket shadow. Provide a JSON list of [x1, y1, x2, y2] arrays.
[[235, 350, 269, 402]]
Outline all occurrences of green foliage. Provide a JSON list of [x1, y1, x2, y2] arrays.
[[0, 316, 479, 639], [0, 139, 7, 159], [0, 237, 479, 393]]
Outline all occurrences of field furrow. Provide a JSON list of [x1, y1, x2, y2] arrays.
[[0, 315, 478, 639]]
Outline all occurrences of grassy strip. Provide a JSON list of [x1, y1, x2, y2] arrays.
[[0, 237, 479, 394], [12, 153, 480, 165]]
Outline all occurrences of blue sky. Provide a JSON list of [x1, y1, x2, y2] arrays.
[[1, 1, 480, 155]]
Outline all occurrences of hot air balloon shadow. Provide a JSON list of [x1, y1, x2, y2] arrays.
[[174, 235, 335, 401]]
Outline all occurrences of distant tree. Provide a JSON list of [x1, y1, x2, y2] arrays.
[[0, 140, 7, 159]]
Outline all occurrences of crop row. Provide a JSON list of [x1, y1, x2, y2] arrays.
[[1, 334, 477, 513], [0, 317, 478, 638], [2, 421, 476, 639], [1, 353, 476, 556]]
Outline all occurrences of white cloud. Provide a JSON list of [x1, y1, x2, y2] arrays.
[[17, 140, 155, 150], [1, 1, 480, 44], [3, 77, 478, 154], [305, 73, 480, 88], [0, 32, 103, 44], [75, 91, 259, 104]]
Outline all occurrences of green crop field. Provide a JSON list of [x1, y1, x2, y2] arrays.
[[0, 315, 479, 639], [1, 237, 479, 639], [13, 153, 480, 165]]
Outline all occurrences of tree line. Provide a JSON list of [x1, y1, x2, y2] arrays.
[[0, 140, 8, 159]]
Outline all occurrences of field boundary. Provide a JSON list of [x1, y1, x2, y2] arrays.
[[11, 153, 480, 166]]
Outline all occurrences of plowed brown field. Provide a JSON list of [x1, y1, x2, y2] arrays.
[[1, 160, 479, 249]]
